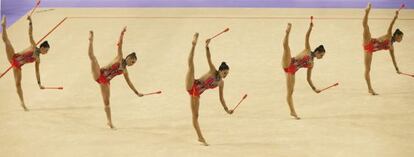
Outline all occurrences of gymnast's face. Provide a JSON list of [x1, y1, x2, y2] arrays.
[[395, 34, 403, 42], [219, 70, 229, 79], [315, 51, 325, 59], [40, 47, 49, 54], [126, 58, 137, 66]]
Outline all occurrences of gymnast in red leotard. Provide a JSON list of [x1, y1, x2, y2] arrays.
[[185, 33, 233, 146], [282, 21, 326, 120], [363, 38, 391, 54], [362, 3, 404, 95], [96, 62, 125, 85], [187, 73, 221, 97], [283, 54, 313, 75], [88, 27, 142, 129], [1, 16, 50, 111]]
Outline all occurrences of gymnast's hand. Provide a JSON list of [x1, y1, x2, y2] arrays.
[[121, 26, 127, 34], [205, 39, 211, 47]]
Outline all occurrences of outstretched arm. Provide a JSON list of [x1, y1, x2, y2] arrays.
[[387, 11, 399, 36], [205, 39, 217, 72], [27, 16, 36, 47], [306, 66, 320, 93], [123, 71, 143, 97], [35, 60, 44, 89], [389, 48, 400, 74], [219, 81, 233, 114], [305, 22, 313, 50], [117, 26, 127, 60]]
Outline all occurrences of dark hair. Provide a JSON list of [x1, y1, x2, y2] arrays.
[[314, 45, 325, 53], [394, 29, 403, 37], [125, 52, 137, 60], [392, 29, 403, 43], [219, 62, 229, 71], [40, 41, 50, 48]]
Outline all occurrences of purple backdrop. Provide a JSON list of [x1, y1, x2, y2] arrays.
[[1, 0, 412, 29]]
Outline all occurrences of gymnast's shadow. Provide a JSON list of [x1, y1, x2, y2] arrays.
[[29, 105, 97, 111], [213, 142, 277, 147], [36, 9, 55, 13], [305, 111, 414, 120], [382, 89, 414, 95], [116, 125, 172, 136]]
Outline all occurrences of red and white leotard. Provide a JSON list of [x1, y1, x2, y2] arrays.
[[11, 49, 39, 69], [188, 74, 221, 97], [96, 62, 125, 85], [283, 54, 313, 75], [364, 38, 391, 53]]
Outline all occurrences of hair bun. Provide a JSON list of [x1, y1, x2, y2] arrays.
[[313, 44, 325, 53], [393, 29, 403, 36], [219, 61, 230, 71], [40, 40, 50, 48], [126, 52, 137, 60]]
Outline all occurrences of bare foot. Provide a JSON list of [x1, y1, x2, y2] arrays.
[[369, 89, 378, 95], [107, 122, 116, 130], [198, 138, 209, 146], [365, 3, 372, 13], [1, 16, 6, 27], [89, 31, 93, 41], [286, 23, 292, 33], [290, 112, 301, 120], [192, 32, 199, 45], [22, 104, 29, 112]]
